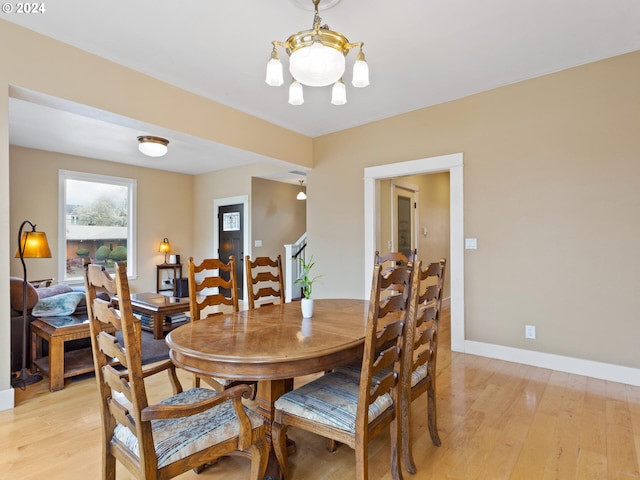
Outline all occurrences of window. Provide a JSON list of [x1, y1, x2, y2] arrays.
[[59, 170, 137, 283]]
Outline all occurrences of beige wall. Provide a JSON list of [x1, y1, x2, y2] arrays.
[[9, 147, 194, 293], [411, 173, 451, 299], [310, 50, 640, 369], [251, 178, 307, 261]]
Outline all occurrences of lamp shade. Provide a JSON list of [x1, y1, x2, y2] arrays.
[[352, 50, 370, 87], [331, 78, 347, 105], [288, 80, 304, 106], [266, 53, 284, 86], [15, 231, 51, 259], [138, 136, 169, 157], [158, 238, 171, 254]]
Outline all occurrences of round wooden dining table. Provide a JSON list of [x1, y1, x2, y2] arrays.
[[166, 298, 372, 479]]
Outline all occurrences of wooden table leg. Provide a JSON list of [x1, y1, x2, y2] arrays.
[[48, 336, 65, 392], [254, 380, 296, 480], [152, 312, 163, 339], [30, 329, 39, 374]]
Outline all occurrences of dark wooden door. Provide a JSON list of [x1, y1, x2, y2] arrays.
[[218, 203, 244, 300]]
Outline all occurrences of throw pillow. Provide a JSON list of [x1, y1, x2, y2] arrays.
[[31, 292, 86, 317], [36, 283, 73, 300], [9, 276, 38, 312]]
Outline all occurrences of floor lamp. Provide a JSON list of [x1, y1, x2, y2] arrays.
[[11, 220, 51, 389]]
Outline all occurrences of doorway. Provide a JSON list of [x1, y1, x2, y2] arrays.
[[364, 153, 464, 352], [214, 195, 249, 301], [391, 181, 419, 259]]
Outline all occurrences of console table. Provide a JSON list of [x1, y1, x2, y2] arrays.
[[156, 263, 182, 295]]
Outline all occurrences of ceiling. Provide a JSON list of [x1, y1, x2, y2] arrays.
[[5, 0, 640, 177]]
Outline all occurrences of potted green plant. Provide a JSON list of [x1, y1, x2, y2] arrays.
[[294, 255, 323, 318]]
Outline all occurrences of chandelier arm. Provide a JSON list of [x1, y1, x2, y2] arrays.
[[344, 41, 364, 53]]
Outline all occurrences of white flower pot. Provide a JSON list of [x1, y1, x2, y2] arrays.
[[301, 298, 314, 318]]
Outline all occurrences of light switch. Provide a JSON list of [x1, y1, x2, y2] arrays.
[[254, 240, 262, 247], [465, 238, 477, 249]]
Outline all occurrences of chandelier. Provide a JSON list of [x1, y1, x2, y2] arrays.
[[265, 0, 369, 106]]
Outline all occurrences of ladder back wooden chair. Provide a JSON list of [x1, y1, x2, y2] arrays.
[[245, 254, 285, 309], [187, 256, 250, 393], [375, 250, 416, 303], [84, 262, 268, 480], [375, 249, 416, 271], [271, 261, 421, 480], [245, 254, 291, 393], [400, 258, 446, 474]]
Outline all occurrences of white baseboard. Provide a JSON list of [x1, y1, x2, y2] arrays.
[[464, 340, 640, 387], [0, 387, 15, 411]]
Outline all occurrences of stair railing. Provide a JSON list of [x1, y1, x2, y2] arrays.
[[284, 232, 307, 302]]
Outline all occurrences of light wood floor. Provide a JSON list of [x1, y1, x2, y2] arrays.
[[2, 306, 640, 479]]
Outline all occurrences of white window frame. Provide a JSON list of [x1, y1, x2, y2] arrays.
[[58, 170, 137, 284]]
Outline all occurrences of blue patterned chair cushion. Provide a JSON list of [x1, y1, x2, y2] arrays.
[[410, 365, 428, 387], [274, 371, 393, 433], [212, 377, 234, 387], [335, 362, 428, 388], [333, 362, 367, 380], [113, 387, 264, 468]]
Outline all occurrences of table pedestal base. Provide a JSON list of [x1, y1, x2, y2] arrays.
[[255, 378, 295, 480]]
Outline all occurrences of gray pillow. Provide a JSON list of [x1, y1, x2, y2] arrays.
[[31, 292, 86, 317], [36, 284, 73, 299]]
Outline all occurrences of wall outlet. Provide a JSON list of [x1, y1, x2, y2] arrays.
[[525, 325, 536, 339]]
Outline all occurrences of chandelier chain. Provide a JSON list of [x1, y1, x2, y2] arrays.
[[313, 0, 322, 29]]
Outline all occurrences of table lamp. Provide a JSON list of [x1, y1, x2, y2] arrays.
[[12, 220, 51, 389], [158, 237, 170, 264]]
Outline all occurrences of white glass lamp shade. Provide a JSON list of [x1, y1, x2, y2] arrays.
[[266, 57, 284, 86], [289, 42, 346, 87], [331, 79, 347, 105], [138, 136, 169, 157], [352, 51, 370, 88], [296, 190, 307, 200], [288, 80, 304, 105]]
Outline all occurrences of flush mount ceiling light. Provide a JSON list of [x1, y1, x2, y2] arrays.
[[266, 0, 369, 106], [137, 136, 169, 157]]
